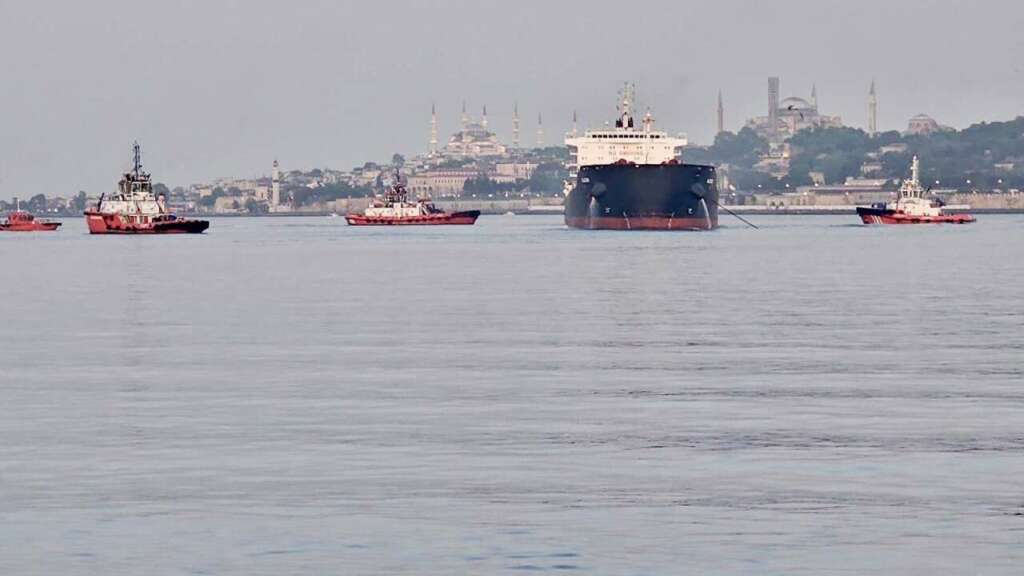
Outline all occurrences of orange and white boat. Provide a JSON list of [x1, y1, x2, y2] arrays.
[[84, 142, 209, 235], [857, 156, 975, 225], [1, 201, 61, 232], [345, 171, 479, 226]]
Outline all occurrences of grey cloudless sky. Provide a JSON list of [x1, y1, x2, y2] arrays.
[[1, 0, 1022, 198]]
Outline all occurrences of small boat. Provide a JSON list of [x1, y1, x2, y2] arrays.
[[345, 170, 479, 226], [1, 202, 61, 232], [84, 142, 209, 235], [857, 156, 975, 225]]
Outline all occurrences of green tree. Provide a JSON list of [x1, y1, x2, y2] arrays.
[[243, 198, 267, 214], [527, 162, 567, 195], [71, 191, 88, 212], [687, 128, 769, 169], [292, 182, 374, 207]]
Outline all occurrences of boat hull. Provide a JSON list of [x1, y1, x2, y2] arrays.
[[345, 210, 480, 226], [84, 211, 210, 234], [0, 222, 61, 232], [856, 207, 975, 225], [565, 163, 718, 230]]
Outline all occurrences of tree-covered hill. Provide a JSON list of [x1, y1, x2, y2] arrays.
[[690, 117, 1024, 191]]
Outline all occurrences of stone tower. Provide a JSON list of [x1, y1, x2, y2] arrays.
[[716, 90, 724, 136], [868, 80, 878, 137], [271, 159, 280, 208], [429, 103, 438, 156], [512, 102, 520, 149], [768, 77, 780, 143]]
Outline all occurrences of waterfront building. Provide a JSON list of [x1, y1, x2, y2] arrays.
[[407, 169, 481, 197], [494, 162, 538, 180], [254, 184, 270, 201]]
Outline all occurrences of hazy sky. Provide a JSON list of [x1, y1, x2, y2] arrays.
[[1, 0, 1022, 198]]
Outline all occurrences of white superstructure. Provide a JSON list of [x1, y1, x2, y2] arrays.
[[95, 142, 168, 218], [564, 86, 688, 170], [892, 156, 942, 217], [363, 172, 445, 218]]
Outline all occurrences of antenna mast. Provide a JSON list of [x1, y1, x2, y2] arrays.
[[133, 141, 142, 179]]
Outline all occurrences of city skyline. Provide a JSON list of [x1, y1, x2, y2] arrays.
[[2, 1, 1023, 198]]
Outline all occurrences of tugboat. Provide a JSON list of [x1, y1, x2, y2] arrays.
[[83, 142, 209, 235], [1, 200, 61, 232], [345, 171, 479, 226], [857, 156, 975, 225], [563, 84, 718, 230]]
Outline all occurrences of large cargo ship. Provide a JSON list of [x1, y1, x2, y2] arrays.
[[84, 142, 209, 235], [564, 86, 718, 230]]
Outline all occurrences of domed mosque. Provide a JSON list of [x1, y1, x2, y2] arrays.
[[745, 78, 843, 144], [444, 103, 507, 158]]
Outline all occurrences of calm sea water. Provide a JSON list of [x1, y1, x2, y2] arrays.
[[1, 214, 1022, 575]]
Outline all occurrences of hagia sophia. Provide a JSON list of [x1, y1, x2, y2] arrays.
[[743, 78, 844, 145], [724, 77, 951, 143]]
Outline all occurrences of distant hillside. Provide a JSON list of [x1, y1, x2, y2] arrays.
[[688, 118, 1024, 191]]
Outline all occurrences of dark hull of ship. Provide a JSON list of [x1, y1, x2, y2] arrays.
[[565, 163, 718, 230]]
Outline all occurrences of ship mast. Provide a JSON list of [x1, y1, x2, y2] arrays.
[[133, 141, 142, 181], [899, 155, 924, 200]]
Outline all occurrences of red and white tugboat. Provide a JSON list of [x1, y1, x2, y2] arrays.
[[345, 171, 479, 226], [84, 142, 209, 235], [857, 156, 975, 225], [1, 200, 61, 232]]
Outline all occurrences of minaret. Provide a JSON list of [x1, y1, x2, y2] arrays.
[[810, 84, 818, 109], [429, 103, 438, 156], [768, 77, 780, 143], [716, 90, 724, 136], [482, 105, 488, 130], [571, 110, 578, 137], [271, 159, 280, 208], [868, 80, 878, 137], [536, 113, 544, 147], [512, 102, 520, 148], [461, 101, 468, 130]]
